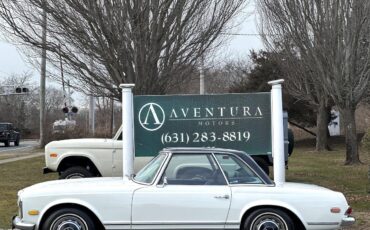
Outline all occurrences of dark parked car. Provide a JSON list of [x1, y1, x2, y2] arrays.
[[0, 122, 20, 147]]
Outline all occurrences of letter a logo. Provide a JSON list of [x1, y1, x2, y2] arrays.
[[138, 103, 165, 131]]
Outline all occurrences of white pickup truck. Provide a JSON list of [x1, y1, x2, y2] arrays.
[[44, 127, 150, 179]]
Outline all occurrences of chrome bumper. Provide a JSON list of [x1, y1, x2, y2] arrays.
[[340, 216, 355, 227], [12, 216, 35, 230]]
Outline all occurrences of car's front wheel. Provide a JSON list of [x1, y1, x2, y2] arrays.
[[243, 208, 295, 230], [42, 208, 95, 230], [59, 166, 94, 179]]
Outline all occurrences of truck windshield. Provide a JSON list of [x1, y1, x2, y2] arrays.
[[134, 153, 167, 184], [0, 124, 7, 131]]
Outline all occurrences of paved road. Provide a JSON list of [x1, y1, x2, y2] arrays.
[[0, 139, 39, 153], [0, 139, 41, 164]]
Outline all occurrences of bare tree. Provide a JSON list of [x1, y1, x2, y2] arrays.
[[0, 0, 248, 98], [277, 50, 333, 151], [259, 0, 370, 164]]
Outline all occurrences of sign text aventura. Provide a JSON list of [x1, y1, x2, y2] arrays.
[[134, 93, 271, 157]]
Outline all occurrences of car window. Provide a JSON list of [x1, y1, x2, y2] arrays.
[[215, 153, 264, 185], [134, 153, 167, 184], [161, 154, 227, 186]]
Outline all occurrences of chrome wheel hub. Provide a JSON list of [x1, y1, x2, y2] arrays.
[[252, 212, 287, 230], [51, 214, 88, 230]]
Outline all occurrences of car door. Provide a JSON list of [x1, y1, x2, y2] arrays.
[[131, 153, 231, 230], [112, 132, 123, 176]]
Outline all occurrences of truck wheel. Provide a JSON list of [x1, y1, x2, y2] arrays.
[[14, 138, 20, 146], [4, 140, 9, 147], [243, 208, 295, 230], [60, 166, 94, 179], [254, 157, 270, 175], [42, 208, 96, 230]]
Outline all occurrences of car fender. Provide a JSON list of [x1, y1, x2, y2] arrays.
[[239, 199, 307, 228], [37, 198, 104, 228], [55, 151, 103, 173]]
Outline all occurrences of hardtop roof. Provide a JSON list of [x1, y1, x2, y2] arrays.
[[161, 147, 247, 154]]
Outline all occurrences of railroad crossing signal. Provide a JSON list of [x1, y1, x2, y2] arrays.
[[15, 87, 30, 94], [0, 85, 30, 96], [62, 106, 78, 114]]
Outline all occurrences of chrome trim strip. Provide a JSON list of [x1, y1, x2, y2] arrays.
[[211, 152, 230, 186], [132, 153, 169, 186], [132, 222, 224, 225], [307, 222, 340, 225], [131, 228, 226, 230], [153, 152, 172, 186], [105, 226, 130, 229], [225, 222, 240, 225]]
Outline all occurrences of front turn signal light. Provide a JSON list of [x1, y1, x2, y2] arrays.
[[28, 210, 39, 215], [50, 153, 58, 158]]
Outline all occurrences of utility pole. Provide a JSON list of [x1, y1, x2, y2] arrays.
[[89, 95, 95, 136], [89, 58, 95, 136], [39, 0, 47, 147], [199, 56, 205, 95], [110, 98, 114, 136]]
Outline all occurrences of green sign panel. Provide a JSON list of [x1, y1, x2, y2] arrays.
[[134, 93, 271, 156]]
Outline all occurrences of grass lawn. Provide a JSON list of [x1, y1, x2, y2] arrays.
[[0, 142, 369, 228], [286, 142, 370, 212], [0, 156, 57, 228]]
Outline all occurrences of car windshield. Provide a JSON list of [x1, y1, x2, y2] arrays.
[[134, 153, 167, 184]]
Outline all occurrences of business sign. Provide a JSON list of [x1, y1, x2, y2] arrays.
[[134, 93, 271, 156]]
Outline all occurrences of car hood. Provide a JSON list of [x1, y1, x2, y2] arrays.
[[19, 177, 141, 198], [46, 138, 116, 149]]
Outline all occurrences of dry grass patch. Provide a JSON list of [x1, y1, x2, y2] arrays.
[[0, 156, 57, 228]]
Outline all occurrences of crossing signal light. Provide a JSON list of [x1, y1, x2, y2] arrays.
[[62, 106, 78, 114], [71, 106, 78, 113], [15, 87, 29, 94]]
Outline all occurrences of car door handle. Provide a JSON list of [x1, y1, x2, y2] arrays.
[[214, 195, 230, 199]]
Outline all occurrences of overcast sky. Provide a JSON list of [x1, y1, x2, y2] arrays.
[[0, 2, 264, 86]]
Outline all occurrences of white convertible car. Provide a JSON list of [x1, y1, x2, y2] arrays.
[[13, 147, 354, 230]]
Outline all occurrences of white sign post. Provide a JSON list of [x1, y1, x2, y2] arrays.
[[120, 83, 135, 180], [268, 79, 285, 187]]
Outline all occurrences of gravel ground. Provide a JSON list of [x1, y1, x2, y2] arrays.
[[341, 212, 369, 230]]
